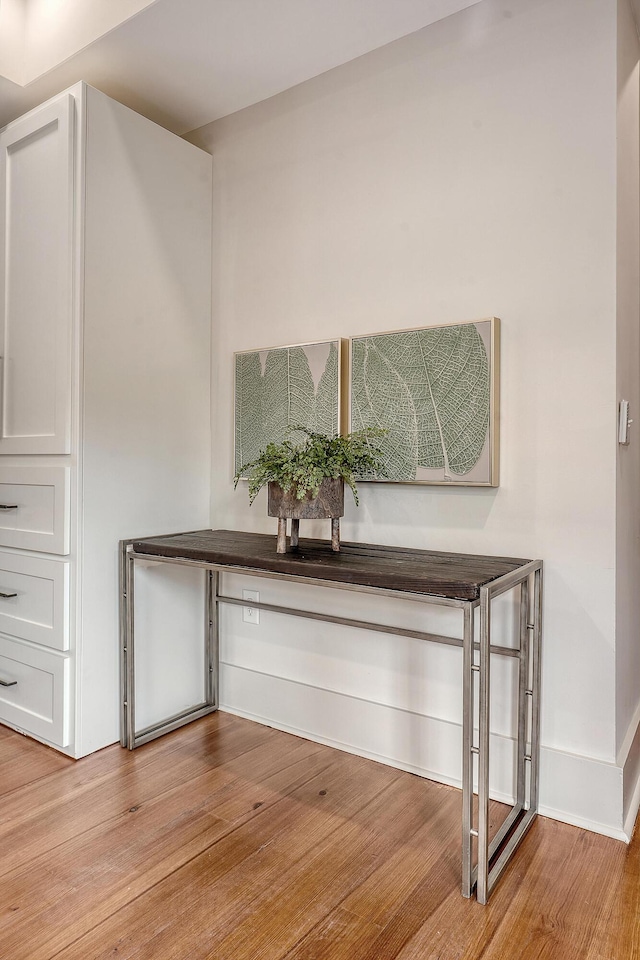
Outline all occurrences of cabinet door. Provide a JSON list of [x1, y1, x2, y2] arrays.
[[0, 94, 74, 454]]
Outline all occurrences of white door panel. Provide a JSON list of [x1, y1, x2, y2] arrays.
[[0, 94, 74, 454]]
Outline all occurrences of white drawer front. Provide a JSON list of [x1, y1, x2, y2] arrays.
[[0, 467, 70, 554], [0, 553, 69, 650], [0, 635, 70, 746]]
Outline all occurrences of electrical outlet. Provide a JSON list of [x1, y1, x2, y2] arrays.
[[242, 589, 259, 624]]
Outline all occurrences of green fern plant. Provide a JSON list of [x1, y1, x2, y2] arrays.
[[234, 426, 387, 505]]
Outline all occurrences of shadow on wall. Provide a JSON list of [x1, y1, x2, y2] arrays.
[[345, 481, 499, 539]]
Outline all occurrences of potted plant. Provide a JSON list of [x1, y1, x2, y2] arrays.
[[234, 426, 386, 553]]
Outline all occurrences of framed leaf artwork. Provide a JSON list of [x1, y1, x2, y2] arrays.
[[234, 339, 347, 477], [349, 318, 499, 486]]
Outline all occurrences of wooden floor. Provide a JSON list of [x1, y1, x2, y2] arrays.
[[1, 713, 638, 960]]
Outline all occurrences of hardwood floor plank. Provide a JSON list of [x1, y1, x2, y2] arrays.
[[201, 772, 449, 960], [0, 711, 274, 876], [585, 823, 640, 960], [1, 727, 329, 960], [71, 765, 466, 960], [340, 783, 461, 929], [613, 856, 640, 958], [475, 823, 626, 960], [50, 752, 404, 959], [0, 713, 637, 960], [0, 729, 74, 795], [0, 710, 233, 830], [282, 906, 384, 960], [375, 819, 626, 960]]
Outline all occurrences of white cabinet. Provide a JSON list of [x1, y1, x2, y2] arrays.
[[0, 95, 73, 455], [0, 83, 212, 757]]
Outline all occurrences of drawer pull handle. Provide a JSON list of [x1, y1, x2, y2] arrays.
[[0, 590, 17, 599], [0, 504, 18, 511], [0, 677, 17, 687]]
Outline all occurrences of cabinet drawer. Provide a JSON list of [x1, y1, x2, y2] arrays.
[[0, 635, 70, 746], [0, 553, 69, 650], [0, 467, 70, 554]]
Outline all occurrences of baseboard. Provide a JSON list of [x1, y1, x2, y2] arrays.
[[623, 767, 640, 841], [537, 803, 628, 842], [622, 714, 640, 840]]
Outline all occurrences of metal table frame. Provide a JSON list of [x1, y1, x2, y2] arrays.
[[119, 536, 542, 904]]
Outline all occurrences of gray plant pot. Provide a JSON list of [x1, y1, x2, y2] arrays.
[[267, 478, 344, 553]]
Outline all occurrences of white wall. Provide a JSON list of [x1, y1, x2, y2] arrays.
[[616, 0, 640, 750], [616, 0, 640, 824], [190, 0, 625, 834]]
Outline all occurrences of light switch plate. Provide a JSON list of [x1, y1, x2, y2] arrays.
[[619, 400, 632, 445]]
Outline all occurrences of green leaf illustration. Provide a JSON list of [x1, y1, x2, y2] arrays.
[[261, 349, 290, 446], [313, 341, 339, 436], [234, 352, 266, 474], [351, 339, 417, 480], [351, 324, 490, 480], [235, 342, 340, 475], [288, 346, 317, 435]]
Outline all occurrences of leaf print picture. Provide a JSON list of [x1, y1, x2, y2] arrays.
[[234, 339, 346, 478], [349, 318, 499, 486]]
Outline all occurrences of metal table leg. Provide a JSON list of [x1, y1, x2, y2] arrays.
[[516, 578, 530, 809], [119, 544, 220, 750], [125, 545, 136, 750], [119, 539, 129, 748], [206, 570, 219, 709], [461, 603, 475, 898], [529, 567, 543, 813], [476, 584, 491, 904]]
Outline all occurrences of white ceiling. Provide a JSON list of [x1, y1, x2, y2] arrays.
[[0, 0, 484, 135]]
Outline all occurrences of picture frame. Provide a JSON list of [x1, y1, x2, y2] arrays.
[[349, 318, 500, 486], [234, 338, 347, 477]]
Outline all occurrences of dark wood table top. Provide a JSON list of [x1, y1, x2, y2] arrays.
[[129, 529, 532, 602]]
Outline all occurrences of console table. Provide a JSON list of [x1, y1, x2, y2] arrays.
[[119, 529, 542, 904]]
